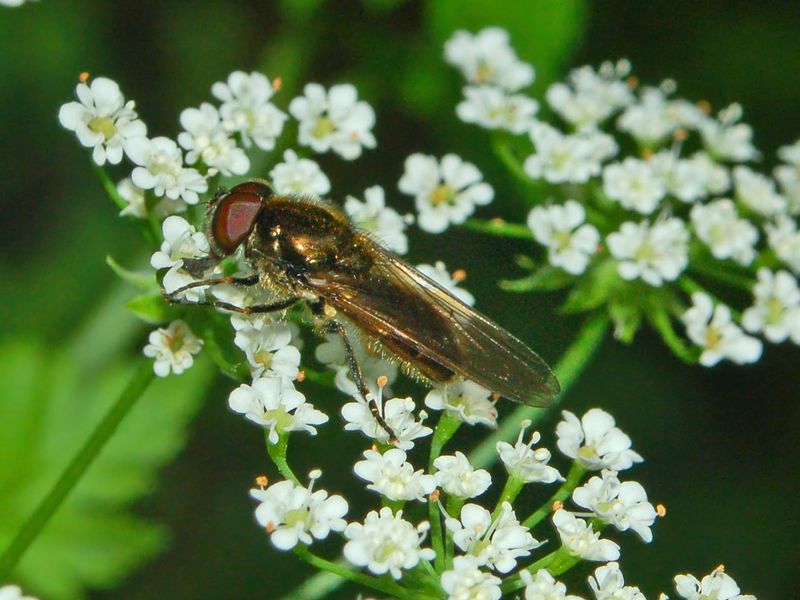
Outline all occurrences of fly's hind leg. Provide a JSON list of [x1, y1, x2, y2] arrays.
[[323, 316, 398, 444]]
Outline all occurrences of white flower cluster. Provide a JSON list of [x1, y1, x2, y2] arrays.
[[442, 27, 800, 368], [59, 72, 378, 218], [260, 406, 749, 600]]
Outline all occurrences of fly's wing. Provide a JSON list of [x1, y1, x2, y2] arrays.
[[306, 247, 560, 407]]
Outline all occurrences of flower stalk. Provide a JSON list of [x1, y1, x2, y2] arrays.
[[0, 361, 155, 580]]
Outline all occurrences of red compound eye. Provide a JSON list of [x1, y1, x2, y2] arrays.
[[211, 191, 264, 255], [229, 181, 273, 197]]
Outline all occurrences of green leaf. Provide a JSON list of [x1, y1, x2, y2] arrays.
[[126, 293, 179, 324], [424, 0, 587, 93], [0, 341, 216, 599], [106, 255, 157, 291], [500, 264, 575, 292]]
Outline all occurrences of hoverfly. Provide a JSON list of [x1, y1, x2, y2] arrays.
[[164, 180, 559, 440]]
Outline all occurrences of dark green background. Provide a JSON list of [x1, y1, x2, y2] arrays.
[[0, 1, 798, 598]]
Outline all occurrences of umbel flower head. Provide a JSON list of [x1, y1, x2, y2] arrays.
[[439, 27, 800, 369]]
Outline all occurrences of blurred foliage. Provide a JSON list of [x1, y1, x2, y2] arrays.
[[0, 0, 798, 599]]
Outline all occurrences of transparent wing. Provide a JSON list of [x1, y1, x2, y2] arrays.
[[306, 245, 559, 407]]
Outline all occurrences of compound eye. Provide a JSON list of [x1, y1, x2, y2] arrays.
[[229, 180, 273, 197], [212, 191, 263, 255]]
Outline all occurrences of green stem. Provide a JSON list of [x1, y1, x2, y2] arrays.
[[469, 313, 610, 469], [428, 413, 461, 574], [461, 218, 534, 240], [93, 165, 158, 245], [688, 259, 754, 292], [522, 461, 586, 529], [292, 546, 433, 600], [0, 361, 155, 579], [500, 547, 564, 594], [491, 475, 525, 520], [266, 432, 300, 485], [492, 134, 538, 190], [648, 306, 696, 364]]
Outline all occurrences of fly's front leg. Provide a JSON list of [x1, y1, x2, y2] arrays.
[[166, 295, 299, 315], [162, 273, 260, 300], [320, 312, 398, 444], [163, 273, 299, 314]]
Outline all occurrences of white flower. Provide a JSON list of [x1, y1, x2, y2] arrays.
[[525, 122, 618, 184], [774, 163, 800, 215], [433, 451, 492, 499], [700, 103, 758, 163], [125, 136, 207, 205], [1, 0, 38, 6], [556, 408, 643, 471], [212, 70, 287, 150], [341, 393, 432, 450], [446, 502, 541, 573], [742, 268, 800, 344], [444, 27, 534, 91], [617, 86, 702, 147], [269, 149, 331, 197], [778, 139, 800, 166], [354, 448, 435, 502], [573, 470, 657, 543], [228, 374, 328, 443], [289, 83, 376, 160], [117, 177, 147, 218], [552, 509, 620, 562], [233, 321, 302, 379], [651, 151, 730, 203], [607, 218, 689, 286], [682, 292, 762, 366], [0, 585, 38, 600], [457, 85, 539, 134], [416, 261, 475, 305], [425, 380, 497, 427], [589, 563, 646, 600], [343, 508, 435, 579], [58, 76, 146, 165], [345, 185, 409, 254], [733, 166, 787, 217], [520, 569, 584, 600], [766, 216, 800, 273], [546, 60, 634, 131], [118, 177, 186, 218], [603, 158, 667, 215], [528, 200, 600, 275], [775, 142, 800, 213], [150, 215, 211, 301], [690, 199, 758, 265], [177, 102, 249, 176], [674, 569, 756, 600], [250, 470, 347, 550], [143, 320, 203, 377], [399, 153, 493, 234], [497, 420, 563, 484], [441, 555, 503, 600]]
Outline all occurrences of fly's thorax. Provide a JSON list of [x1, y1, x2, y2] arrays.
[[247, 197, 357, 277]]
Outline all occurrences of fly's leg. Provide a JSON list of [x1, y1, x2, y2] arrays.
[[166, 295, 299, 315], [327, 319, 398, 444], [163, 273, 261, 299], [163, 273, 299, 315]]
